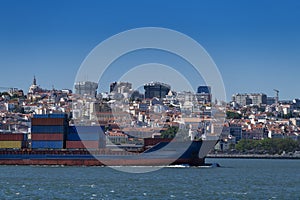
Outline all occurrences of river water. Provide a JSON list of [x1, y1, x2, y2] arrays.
[[0, 158, 299, 199]]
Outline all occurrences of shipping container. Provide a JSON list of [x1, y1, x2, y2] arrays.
[[32, 118, 67, 126], [0, 141, 23, 149], [66, 141, 99, 149], [33, 114, 49, 118], [33, 113, 67, 119], [31, 141, 63, 149], [67, 133, 99, 141], [144, 138, 173, 147], [49, 113, 67, 119], [31, 125, 65, 133], [31, 133, 64, 141], [68, 126, 77, 134], [99, 139, 106, 148], [69, 126, 105, 134], [0, 133, 25, 141]]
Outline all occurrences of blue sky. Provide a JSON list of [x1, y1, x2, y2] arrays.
[[0, 0, 299, 101]]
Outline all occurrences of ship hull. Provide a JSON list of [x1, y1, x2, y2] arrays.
[[0, 140, 216, 166], [0, 158, 205, 166]]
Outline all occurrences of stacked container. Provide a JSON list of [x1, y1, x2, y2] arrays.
[[31, 114, 68, 149], [66, 126, 106, 149], [0, 133, 26, 149]]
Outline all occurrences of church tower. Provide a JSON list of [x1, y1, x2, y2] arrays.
[[29, 76, 39, 93], [33, 75, 36, 85]]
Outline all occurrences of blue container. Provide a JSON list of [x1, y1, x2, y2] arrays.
[[31, 125, 65, 133], [69, 126, 105, 134], [68, 126, 77, 134], [49, 113, 67, 119], [67, 133, 100, 141], [33, 114, 49, 118], [31, 141, 63, 149], [33, 114, 67, 119]]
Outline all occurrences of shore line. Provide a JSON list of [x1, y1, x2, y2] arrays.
[[206, 154, 300, 159]]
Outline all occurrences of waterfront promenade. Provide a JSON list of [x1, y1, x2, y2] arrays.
[[207, 153, 300, 159]]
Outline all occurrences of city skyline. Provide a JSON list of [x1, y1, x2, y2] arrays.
[[13, 76, 298, 104], [0, 1, 300, 101], [0, 70, 298, 103]]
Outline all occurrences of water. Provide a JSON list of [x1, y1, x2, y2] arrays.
[[0, 159, 299, 199]]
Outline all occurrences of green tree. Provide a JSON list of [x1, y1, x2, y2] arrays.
[[236, 138, 300, 154], [161, 126, 179, 138], [226, 111, 242, 119]]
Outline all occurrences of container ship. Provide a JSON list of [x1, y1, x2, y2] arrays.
[[0, 114, 217, 166]]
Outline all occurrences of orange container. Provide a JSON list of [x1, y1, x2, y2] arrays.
[[31, 133, 64, 141], [31, 118, 66, 126], [0, 133, 25, 141], [66, 141, 99, 149]]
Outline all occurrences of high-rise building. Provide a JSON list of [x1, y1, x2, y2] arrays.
[[232, 94, 252, 106], [144, 82, 170, 99], [248, 93, 267, 106], [196, 85, 212, 104], [267, 97, 276, 105], [232, 93, 267, 107], [197, 86, 211, 94], [74, 81, 98, 97], [110, 82, 132, 93]]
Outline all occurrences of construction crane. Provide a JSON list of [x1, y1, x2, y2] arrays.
[[273, 89, 279, 105]]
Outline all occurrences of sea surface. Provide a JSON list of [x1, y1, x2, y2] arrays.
[[0, 159, 299, 200]]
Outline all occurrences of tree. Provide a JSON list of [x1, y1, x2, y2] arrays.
[[226, 111, 242, 119], [235, 138, 300, 154], [161, 126, 179, 138]]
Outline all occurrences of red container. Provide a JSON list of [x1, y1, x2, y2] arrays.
[[31, 133, 64, 141], [0, 133, 25, 141], [32, 118, 66, 126], [66, 141, 99, 149], [144, 138, 173, 147]]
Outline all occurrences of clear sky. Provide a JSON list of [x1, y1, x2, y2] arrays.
[[0, 0, 299, 101]]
